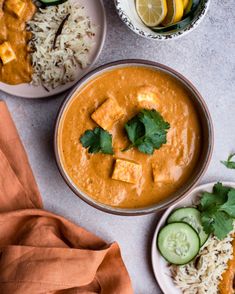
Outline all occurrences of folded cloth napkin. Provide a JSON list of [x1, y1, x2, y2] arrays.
[[0, 101, 133, 294]]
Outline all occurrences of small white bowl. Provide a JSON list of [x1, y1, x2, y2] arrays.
[[114, 0, 210, 40], [151, 181, 235, 293]]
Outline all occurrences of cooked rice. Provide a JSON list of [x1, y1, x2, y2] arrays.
[[171, 229, 235, 294], [27, 1, 96, 90]]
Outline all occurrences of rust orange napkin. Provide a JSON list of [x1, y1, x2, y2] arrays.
[[0, 101, 133, 294]]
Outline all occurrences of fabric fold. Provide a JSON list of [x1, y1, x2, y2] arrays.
[[0, 102, 42, 210], [0, 101, 133, 294]]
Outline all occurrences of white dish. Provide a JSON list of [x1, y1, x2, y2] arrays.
[[114, 0, 210, 41], [151, 181, 235, 294], [0, 0, 106, 98]]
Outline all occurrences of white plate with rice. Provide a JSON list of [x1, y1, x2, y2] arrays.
[[0, 0, 106, 98], [151, 181, 235, 294]]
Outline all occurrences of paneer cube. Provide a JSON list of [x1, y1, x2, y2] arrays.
[[112, 159, 142, 184], [0, 42, 16, 65], [152, 161, 181, 184], [91, 98, 124, 130], [137, 86, 159, 107], [137, 92, 158, 104], [4, 0, 26, 18], [152, 162, 171, 184]]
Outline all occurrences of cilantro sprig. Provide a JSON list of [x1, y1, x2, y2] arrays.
[[221, 153, 235, 169], [124, 109, 170, 155], [80, 127, 113, 155], [199, 183, 235, 240]]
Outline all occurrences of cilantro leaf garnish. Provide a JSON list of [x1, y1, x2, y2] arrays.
[[199, 183, 235, 240], [199, 183, 229, 211], [219, 189, 235, 218], [80, 127, 113, 155], [124, 109, 170, 155], [221, 153, 235, 169], [213, 211, 233, 240]]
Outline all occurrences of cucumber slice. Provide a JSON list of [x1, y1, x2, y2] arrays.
[[157, 222, 200, 265], [38, 0, 67, 7], [167, 207, 209, 246]]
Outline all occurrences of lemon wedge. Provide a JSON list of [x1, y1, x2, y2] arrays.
[[182, 0, 189, 10], [161, 0, 184, 26], [136, 0, 168, 27]]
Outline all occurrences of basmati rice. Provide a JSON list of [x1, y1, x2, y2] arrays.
[[27, 1, 96, 90], [171, 230, 234, 294]]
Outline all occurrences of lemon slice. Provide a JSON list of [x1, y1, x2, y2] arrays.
[[161, 0, 184, 26], [136, 0, 168, 27], [182, 0, 189, 10]]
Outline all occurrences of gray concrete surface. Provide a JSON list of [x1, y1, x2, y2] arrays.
[[1, 0, 235, 293]]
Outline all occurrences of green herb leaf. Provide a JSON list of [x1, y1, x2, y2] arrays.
[[199, 183, 230, 211], [124, 109, 170, 155], [200, 213, 214, 234], [80, 127, 113, 155], [201, 209, 233, 240], [213, 211, 233, 240], [199, 183, 235, 240], [221, 153, 235, 169], [219, 189, 235, 218], [199, 193, 218, 212], [213, 182, 231, 199]]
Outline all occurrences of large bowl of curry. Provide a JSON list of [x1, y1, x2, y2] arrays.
[[54, 60, 213, 215]]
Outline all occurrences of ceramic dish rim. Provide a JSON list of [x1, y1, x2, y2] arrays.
[[0, 0, 107, 99], [54, 59, 214, 216], [151, 181, 235, 293], [114, 0, 210, 41]]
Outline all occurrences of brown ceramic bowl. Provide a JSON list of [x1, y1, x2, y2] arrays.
[[54, 60, 213, 216]]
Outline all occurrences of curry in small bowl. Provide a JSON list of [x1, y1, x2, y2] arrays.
[[55, 60, 213, 215]]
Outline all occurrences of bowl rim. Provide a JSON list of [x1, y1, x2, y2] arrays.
[[54, 59, 214, 216], [113, 0, 210, 41]]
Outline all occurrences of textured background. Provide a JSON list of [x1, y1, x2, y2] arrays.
[[1, 0, 235, 293]]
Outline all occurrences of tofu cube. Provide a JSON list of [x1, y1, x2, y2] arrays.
[[0, 42, 16, 65], [91, 98, 124, 130], [4, 0, 26, 18], [112, 159, 142, 184]]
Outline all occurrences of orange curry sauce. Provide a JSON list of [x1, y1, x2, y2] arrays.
[[58, 67, 202, 209], [219, 238, 235, 294], [0, 0, 35, 84]]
